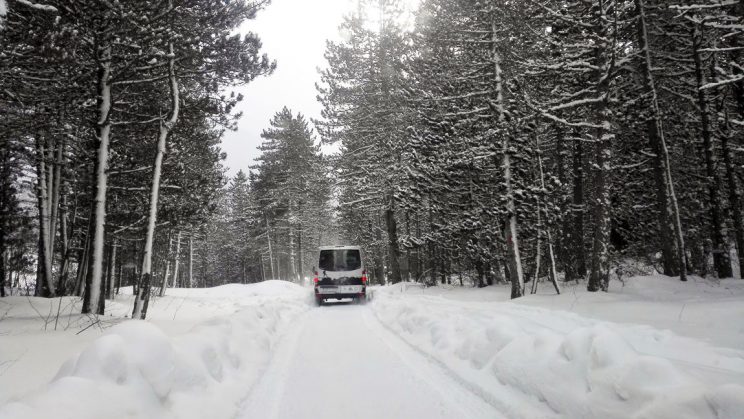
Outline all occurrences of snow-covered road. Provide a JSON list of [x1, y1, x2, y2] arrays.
[[238, 302, 547, 419], [3, 278, 744, 419]]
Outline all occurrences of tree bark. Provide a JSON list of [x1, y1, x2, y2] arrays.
[[490, 19, 524, 298], [588, 0, 614, 293], [634, 0, 686, 280], [35, 134, 55, 297], [265, 215, 275, 281], [160, 233, 173, 297], [133, 39, 180, 319], [568, 138, 587, 281], [534, 138, 560, 294], [171, 229, 182, 288], [0, 230, 6, 298], [721, 121, 744, 278], [48, 136, 64, 282], [385, 192, 402, 284], [693, 25, 732, 278], [82, 42, 112, 315], [106, 238, 117, 299], [188, 234, 193, 288]]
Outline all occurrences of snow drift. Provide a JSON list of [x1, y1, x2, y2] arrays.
[[0, 281, 311, 419], [371, 282, 744, 419]]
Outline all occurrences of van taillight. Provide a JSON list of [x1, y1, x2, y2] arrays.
[[313, 272, 319, 284], [362, 269, 367, 284]]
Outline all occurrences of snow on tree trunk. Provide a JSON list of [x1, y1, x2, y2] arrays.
[[634, 0, 686, 281], [504, 148, 525, 298], [82, 43, 112, 315], [693, 24, 732, 279], [35, 135, 54, 297], [490, 19, 524, 298], [721, 127, 744, 278], [133, 40, 180, 319], [588, 1, 614, 293], [535, 138, 560, 295]]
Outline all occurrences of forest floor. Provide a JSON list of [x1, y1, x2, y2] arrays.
[[1, 276, 743, 418]]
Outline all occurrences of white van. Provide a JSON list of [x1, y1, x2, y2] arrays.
[[313, 245, 367, 305]]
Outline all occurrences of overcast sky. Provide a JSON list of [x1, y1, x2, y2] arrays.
[[220, 0, 356, 177]]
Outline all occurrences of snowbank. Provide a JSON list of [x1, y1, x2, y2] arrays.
[[389, 276, 744, 350], [125, 280, 305, 299], [371, 279, 744, 419], [0, 282, 311, 419]]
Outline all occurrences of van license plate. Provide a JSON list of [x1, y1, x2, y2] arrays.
[[338, 286, 360, 293]]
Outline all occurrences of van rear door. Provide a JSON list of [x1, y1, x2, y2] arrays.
[[317, 248, 363, 286]]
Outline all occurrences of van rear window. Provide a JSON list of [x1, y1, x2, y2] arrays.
[[319, 249, 361, 271]]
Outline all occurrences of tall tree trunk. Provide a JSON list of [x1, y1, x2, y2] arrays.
[[48, 136, 64, 280], [133, 39, 180, 319], [83, 43, 112, 315], [731, 24, 744, 277], [116, 246, 123, 295], [35, 135, 54, 297], [555, 125, 570, 273], [567, 138, 587, 281], [298, 221, 303, 280], [159, 233, 173, 297], [722, 121, 744, 278], [106, 238, 117, 299], [188, 235, 193, 288], [57, 192, 71, 295], [265, 215, 275, 281], [693, 25, 732, 278], [171, 229, 182, 289], [104, 240, 113, 300], [588, 1, 614, 293], [0, 230, 6, 298], [532, 206, 543, 295], [385, 192, 402, 284], [491, 20, 524, 298], [534, 137, 560, 295], [75, 231, 90, 297], [634, 0, 686, 280]]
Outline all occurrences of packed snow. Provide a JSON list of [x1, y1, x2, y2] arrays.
[[2, 276, 744, 419]]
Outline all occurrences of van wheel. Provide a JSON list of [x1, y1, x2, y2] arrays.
[[355, 296, 366, 305], [315, 297, 323, 306]]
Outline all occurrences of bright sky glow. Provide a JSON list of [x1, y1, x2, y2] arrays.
[[221, 0, 353, 177], [221, 0, 419, 178]]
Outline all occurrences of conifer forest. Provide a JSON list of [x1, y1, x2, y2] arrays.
[[3, 0, 744, 318]]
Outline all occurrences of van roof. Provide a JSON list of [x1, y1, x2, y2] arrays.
[[318, 245, 361, 250]]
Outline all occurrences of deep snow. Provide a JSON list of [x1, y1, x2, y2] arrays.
[[1, 276, 743, 419], [372, 278, 744, 418], [0, 281, 310, 418]]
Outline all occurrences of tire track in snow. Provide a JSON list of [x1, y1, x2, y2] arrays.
[[363, 306, 560, 419], [237, 303, 517, 419], [234, 310, 308, 419]]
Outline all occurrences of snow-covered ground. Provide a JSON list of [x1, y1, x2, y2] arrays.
[[0, 281, 311, 418], [1, 276, 743, 418], [372, 277, 744, 418]]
